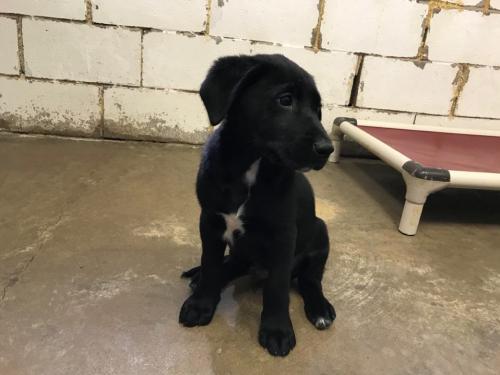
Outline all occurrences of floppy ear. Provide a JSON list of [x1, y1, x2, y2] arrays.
[[200, 55, 263, 126]]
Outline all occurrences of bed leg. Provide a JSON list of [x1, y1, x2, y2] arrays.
[[399, 172, 448, 235], [399, 200, 425, 236], [329, 126, 344, 163]]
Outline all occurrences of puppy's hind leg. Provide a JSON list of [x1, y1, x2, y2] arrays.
[[297, 218, 336, 330]]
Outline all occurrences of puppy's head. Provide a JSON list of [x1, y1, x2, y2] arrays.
[[200, 54, 333, 171]]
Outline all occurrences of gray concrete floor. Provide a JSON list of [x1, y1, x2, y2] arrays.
[[0, 133, 499, 375]]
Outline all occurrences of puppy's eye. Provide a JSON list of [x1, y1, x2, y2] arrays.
[[278, 94, 293, 107]]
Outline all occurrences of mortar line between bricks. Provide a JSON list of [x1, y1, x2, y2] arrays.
[[0, 12, 213, 34], [312, 47, 500, 68], [204, 0, 212, 35], [16, 16, 25, 77], [483, 0, 491, 15], [98, 87, 105, 137], [140, 30, 144, 86], [0, 73, 206, 93], [416, 0, 499, 13], [85, 0, 93, 24], [449, 64, 471, 117], [0, 72, 22, 79], [352, 105, 442, 116], [330, 104, 413, 113], [351, 105, 500, 120], [333, 105, 421, 117], [312, 0, 326, 52], [347, 55, 365, 107], [0, 13, 153, 32], [330, 104, 500, 121], [414, 113, 500, 121], [0, 129, 206, 146], [416, 9, 431, 61], [0, 73, 139, 88]]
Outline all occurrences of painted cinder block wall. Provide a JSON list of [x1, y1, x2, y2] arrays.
[[1, 0, 500, 144]]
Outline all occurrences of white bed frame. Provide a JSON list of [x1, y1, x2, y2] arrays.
[[330, 118, 500, 235]]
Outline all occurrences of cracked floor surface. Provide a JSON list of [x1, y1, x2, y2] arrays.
[[0, 133, 499, 375]]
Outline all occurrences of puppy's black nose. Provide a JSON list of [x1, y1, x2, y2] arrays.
[[313, 140, 334, 156]]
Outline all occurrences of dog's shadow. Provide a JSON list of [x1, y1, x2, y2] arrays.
[[335, 159, 500, 226], [216, 276, 306, 333]]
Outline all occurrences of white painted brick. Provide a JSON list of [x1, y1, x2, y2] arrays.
[[143, 33, 251, 90], [210, 0, 318, 47], [93, 0, 206, 31], [456, 67, 500, 119], [0, 17, 19, 75], [322, 0, 427, 57], [0, 77, 99, 135], [23, 19, 141, 85], [144, 33, 358, 104], [427, 10, 500, 66], [0, 0, 85, 20], [249, 44, 358, 105], [357, 57, 456, 115], [323, 106, 416, 130], [415, 114, 500, 131], [104, 87, 210, 143]]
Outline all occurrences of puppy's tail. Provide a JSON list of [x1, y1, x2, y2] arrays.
[[181, 266, 201, 278], [181, 255, 231, 278]]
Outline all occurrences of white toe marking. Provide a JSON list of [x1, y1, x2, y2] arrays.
[[315, 317, 331, 329], [315, 317, 326, 327]]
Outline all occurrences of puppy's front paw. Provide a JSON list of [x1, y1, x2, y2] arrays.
[[179, 294, 220, 327], [304, 297, 336, 330], [258, 320, 296, 357]]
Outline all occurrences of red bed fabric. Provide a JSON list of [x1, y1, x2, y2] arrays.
[[359, 125, 500, 174]]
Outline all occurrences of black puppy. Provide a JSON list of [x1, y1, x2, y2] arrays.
[[179, 54, 335, 356]]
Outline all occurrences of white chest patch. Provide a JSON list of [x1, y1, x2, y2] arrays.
[[220, 159, 261, 245], [244, 158, 260, 186]]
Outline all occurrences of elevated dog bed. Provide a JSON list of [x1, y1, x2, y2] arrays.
[[331, 117, 500, 235]]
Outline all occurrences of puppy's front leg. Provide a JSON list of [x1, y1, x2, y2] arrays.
[[258, 230, 296, 357], [179, 210, 225, 327]]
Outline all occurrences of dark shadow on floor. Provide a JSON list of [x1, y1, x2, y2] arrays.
[[336, 158, 500, 226]]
